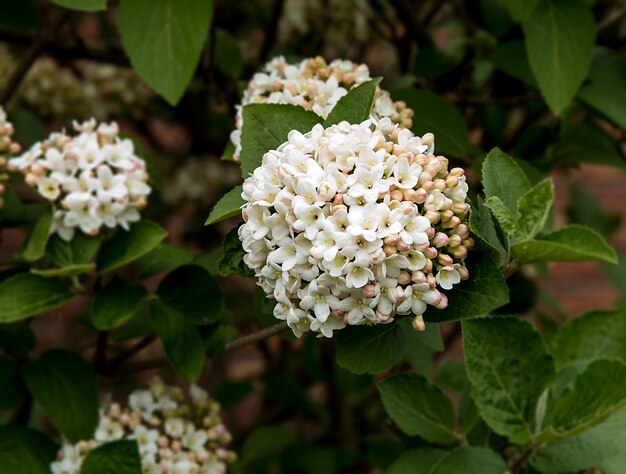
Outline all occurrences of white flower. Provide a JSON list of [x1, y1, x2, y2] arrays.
[[392, 156, 421, 189], [436, 265, 461, 290], [95, 417, 124, 442], [133, 425, 159, 455], [182, 426, 209, 453], [397, 283, 441, 315], [129, 390, 157, 421], [165, 417, 186, 438], [298, 278, 340, 322], [310, 314, 346, 338]]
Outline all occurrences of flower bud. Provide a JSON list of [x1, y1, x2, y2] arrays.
[[425, 210, 440, 224], [362, 284, 376, 299], [450, 245, 467, 259], [412, 314, 426, 332], [376, 310, 392, 322], [384, 234, 401, 245], [391, 286, 405, 302], [412, 271, 426, 284], [421, 132, 434, 147], [435, 294, 448, 309], [438, 253, 454, 266], [383, 245, 397, 256], [448, 234, 462, 248], [432, 232, 449, 248], [423, 246, 438, 259], [397, 271, 411, 285], [390, 189, 403, 201]]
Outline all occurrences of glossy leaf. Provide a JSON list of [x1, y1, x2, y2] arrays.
[[91, 278, 147, 330], [205, 185, 244, 225], [217, 227, 254, 278], [133, 243, 193, 280], [240, 426, 295, 466], [388, 447, 506, 474], [81, 440, 141, 474], [551, 123, 626, 170], [213, 29, 244, 78], [0, 426, 59, 474], [324, 78, 381, 126], [490, 41, 536, 85], [22, 209, 52, 261]]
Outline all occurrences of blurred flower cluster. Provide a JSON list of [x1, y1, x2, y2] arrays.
[[51, 377, 235, 474], [239, 118, 474, 338], [0, 106, 20, 207], [230, 55, 413, 159], [9, 119, 151, 240]]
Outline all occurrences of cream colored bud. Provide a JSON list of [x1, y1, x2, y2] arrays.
[[435, 294, 448, 309], [450, 167, 465, 177], [383, 245, 397, 256], [425, 210, 440, 224], [433, 179, 446, 192], [458, 265, 470, 280], [25, 173, 38, 186], [403, 189, 418, 202], [412, 271, 426, 284], [421, 132, 434, 147], [448, 234, 462, 247], [418, 171, 432, 185], [362, 284, 376, 299], [376, 310, 392, 322], [384, 234, 401, 245], [450, 245, 467, 259], [397, 271, 412, 285], [440, 210, 454, 222], [432, 232, 449, 248], [412, 314, 426, 332], [424, 247, 438, 259], [397, 241, 411, 252], [454, 224, 470, 239], [453, 202, 470, 216], [422, 181, 434, 192], [391, 287, 406, 302], [426, 273, 437, 287], [423, 259, 433, 274], [414, 188, 428, 204], [446, 175, 459, 188], [463, 237, 475, 249], [444, 216, 461, 229], [331, 204, 347, 214], [391, 189, 403, 201], [438, 253, 454, 266], [333, 193, 344, 205]]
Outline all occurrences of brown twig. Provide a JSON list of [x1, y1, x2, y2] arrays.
[[507, 444, 537, 474], [223, 321, 289, 352], [597, 5, 626, 34]]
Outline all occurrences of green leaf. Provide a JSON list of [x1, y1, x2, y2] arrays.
[[47, 233, 102, 266], [482, 148, 531, 212], [91, 278, 147, 330], [240, 104, 322, 176], [423, 252, 509, 323], [51, 0, 105, 11], [20, 350, 99, 443], [134, 243, 193, 280], [81, 440, 141, 474], [241, 426, 295, 466], [552, 310, 626, 369], [32, 264, 95, 278], [523, 0, 595, 115], [542, 360, 626, 441], [0, 324, 36, 357], [516, 178, 554, 240], [401, 319, 443, 351], [567, 184, 621, 235], [579, 82, 626, 130], [213, 29, 244, 78], [388, 447, 506, 474], [22, 209, 52, 261], [117, 0, 213, 104], [202, 323, 237, 357], [0, 357, 26, 410], [469, 196, 507, 266], [462, 316, 555, 443], [0, 274, 74, 323], [511, 224, 617, 264], [157, 265, 224, 324], [499, 0, 539, 22], [335, 322, 406, 374], [531, 407, 626, 473], [97, 221, 167, 274], [323, 78, 381, 126], [485, 196, 522, 239], [378, 373, 456, 442], [0, 426, 59, 474], [490, 41, 536, 85], [218, 227, 254, 278], [551, 123, 626, 170], [391, 89, 469, 156], [149, 300, 205, 382], [205, 185, 244, 225]]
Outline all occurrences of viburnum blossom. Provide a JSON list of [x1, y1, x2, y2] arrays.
[[239, 119, 474, 338], [230, 56, 414, 160], [0, 106, 20, 207], [50, 377, 235, 474], [9, 119, 151, 241]]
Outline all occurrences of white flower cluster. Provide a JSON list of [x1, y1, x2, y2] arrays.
[[9, 119, 151, 241], [230, 56, 413, 160], [51, 377, 235, 474], [240, 119, 474, 338], [0, 106, 20, 207]]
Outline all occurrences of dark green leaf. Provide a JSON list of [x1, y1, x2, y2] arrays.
[[0, 426, 59, 474], [241, 426, 295, 466], [392, 89, 469, 156], [482, 147, 531, 212], [469, 196, 507, 266], [423, 252, 509, 323], [240, 104, 322, 176], [97, 221, 167, 274], [0, 324, 35, 357], [51, 0, 105, 11], [118, 0, 213, 104], [218, 226, 254, 278], [157, 265, 224, 324], [523, 0, 595, 115], [485, 196, 522, 239], [134, 243, 193, 280], [335, 322, 406, 374], [20, 350, 99, 443], [32, 264, 95, 278], [511, 224, 617, 264], [551, 123, 626, 170], [490, 41, 536, 85], [499, 0, 539, 21], [202, 324, 237, 357], [205, 185, 244, 225], [0, 274, 74, 323], [48, 233, 102, 267], [0, 357, 26, 410], [149, 300, 205, 382], [387, 448, 446, 474], [388, 447, 506, 474], [81, 440, 141, 474], [401, 319, 444, 351], [579, 83, 626, 130], [462, 316, 555, 443], [516, 178, 554, 240], [214, 29, 244, 78], [91, 278, 147, 330], [323, 79, 381, 126], [378, 373, 456, 442], [22, 209, 52, 261]]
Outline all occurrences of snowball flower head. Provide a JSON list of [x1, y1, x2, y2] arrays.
[[230, 56, 414, 160], [9, 119, 151, 241], [50, 377, 235, 474], [239, 120, 474, 338]]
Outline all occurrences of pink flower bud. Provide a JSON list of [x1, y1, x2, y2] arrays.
[[451, 245, 467, 259], [362, 284, 376, 299], [438, 253, 454, 266], [431, 232, 449, 248], [435, 294, 448, 309], [383, 245, 397, 256], [376, 310, 392, 322], [414, 188, 428, 204], [384, 234, 401, 245], [397, 271, 411, 285], [412, 271, 426, 284], [391, 287, 406, 302], [458, 265, 470, 280], [426, 273, 437, 288], [423, 247, 438, 259]]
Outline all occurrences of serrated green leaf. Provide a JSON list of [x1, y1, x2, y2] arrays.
[[0, 426, 59, 474], [463, 316, 555, 444], [391, 89, 469, 156], [157, 265, 224, 324], [20, 350, 99, 443], [335, 323, 406, 374], [240, 104, 322, 176], [523, 0, 595, 115], [517, 178, 554, 240], [485, 196, 522, 239], [22, 209, 52, 261], [81, 440, 141, 474], [543, 360, 626, 440], [91, 278, 147, 330], [117, 0, 213, 104], [482, 147, 531, 212], [134, 243, 194, 280], [388, 447, 506, 474], [97, 221, 167, 274], [149, 300, 205, 382], [51, 0, 105, 11], [511, 224, 617, 264], [205, 185, 244, 225], [378, 373, 456, 442], [469, 196, 507, 266], [423, 252, 509, 323], [0, 274, 74, 322], [323, 78, 381, 126]]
